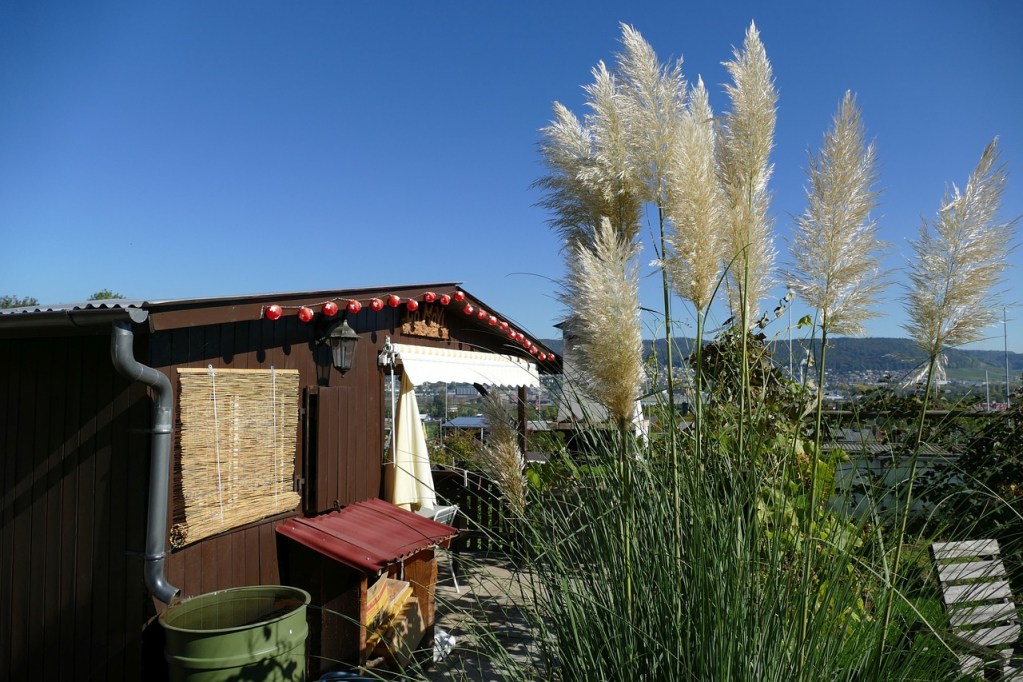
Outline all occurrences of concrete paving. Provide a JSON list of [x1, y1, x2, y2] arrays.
[[423, 552, 541, 681]]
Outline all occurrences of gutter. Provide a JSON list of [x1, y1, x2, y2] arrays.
[[110, 319, 180, 604], [0, 306, 149, 332]]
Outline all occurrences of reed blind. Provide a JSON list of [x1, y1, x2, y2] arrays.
[[172, 367, 302, 547]]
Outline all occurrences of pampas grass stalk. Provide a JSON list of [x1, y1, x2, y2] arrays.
[[665, 77, 725, 437], [616, 23, 687, 452], [715, 21, 777, 466], [477, 393, 527, 517], [564, 215, 644, 621], [881, 137, 1018, 654], [788, 90, 885, 651]]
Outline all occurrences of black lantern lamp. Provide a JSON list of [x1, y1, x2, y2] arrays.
[[325, 318, 359, 373]]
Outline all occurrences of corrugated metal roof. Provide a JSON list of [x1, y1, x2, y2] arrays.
[[0, 299, 151, 330], [0, 299, 147, 316], [275, 498, 457, 575], [443, 416, 488, 429], [821, 442, 959, 457]]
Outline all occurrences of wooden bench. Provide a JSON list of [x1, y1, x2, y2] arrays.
[[931, 539, 1022, 680]]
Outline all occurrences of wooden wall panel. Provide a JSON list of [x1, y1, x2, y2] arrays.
[[0, 286, 531, 678], [89, 342, 114, 678], [0, 334, 19, 682], [11, 335, 38, 681], [41, 338, 65, 681], [56, 337, 83, 678], [0, 334, 153, 680]]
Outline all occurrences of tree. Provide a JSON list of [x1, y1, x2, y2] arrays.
[[1, 294, 39, 308], [89, 289, 126, 300]]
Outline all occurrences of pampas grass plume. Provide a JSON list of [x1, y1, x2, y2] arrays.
[[717, 21, 777, 327], [616, 23, 686, 203], [566, 217, 644, 425], [478, 394, 526, 516], [665, 77, 724, 312], [790, 91, 885, 336], [904, 138, 1017, 356]]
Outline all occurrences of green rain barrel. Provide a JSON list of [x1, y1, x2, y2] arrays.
[[160, 585, 311, 682]]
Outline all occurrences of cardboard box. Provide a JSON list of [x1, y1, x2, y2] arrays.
[[372, 596, 425, 669], [364, 579, 414, 651]]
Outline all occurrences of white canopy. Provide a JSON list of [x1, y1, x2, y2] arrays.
[[391, 343, 540, 388]]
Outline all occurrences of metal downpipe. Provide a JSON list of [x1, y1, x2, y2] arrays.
[[110, 320, 180, 604]]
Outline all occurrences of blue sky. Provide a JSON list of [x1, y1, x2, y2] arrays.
[[1, 1, 1021, 350]]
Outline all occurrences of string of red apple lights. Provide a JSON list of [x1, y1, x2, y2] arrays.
[[259, 290, 554, 362]]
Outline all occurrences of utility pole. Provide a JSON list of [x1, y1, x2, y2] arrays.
[[788, 290, 793, 379], [1005, 308, 1011, 409]]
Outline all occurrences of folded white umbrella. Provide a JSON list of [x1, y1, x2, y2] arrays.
[[385, 373, 437, 511]]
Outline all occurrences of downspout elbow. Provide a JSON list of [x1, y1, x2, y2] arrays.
[[111, 320, 180, 605]]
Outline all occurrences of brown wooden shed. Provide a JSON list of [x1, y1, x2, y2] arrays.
[[0, 283, 557, 680]]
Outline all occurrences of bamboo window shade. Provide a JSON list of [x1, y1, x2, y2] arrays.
[[172, 367, 302, 548]]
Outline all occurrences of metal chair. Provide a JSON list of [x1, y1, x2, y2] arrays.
[[417, 504, 461, 593], [931, 539, 1022, 680], [430, 504, 460, 593]]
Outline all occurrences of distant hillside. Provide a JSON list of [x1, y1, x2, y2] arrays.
[[540, 336, 1023, 381]]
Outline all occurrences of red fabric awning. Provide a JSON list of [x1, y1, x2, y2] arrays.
[[275, 498, 457, 574]]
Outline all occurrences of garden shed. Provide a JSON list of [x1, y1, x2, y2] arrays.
[[0, 283, 558, 680]]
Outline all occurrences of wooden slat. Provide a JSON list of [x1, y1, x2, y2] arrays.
[[1003, 661, 1023, 681], [957, 653, 987, 676], [259, 521, 278, 584], [41, 338, 65, 681], [943, 579, 1013, 605], [89, 342, 114, 677], [216, 533, 234, 591], [933, 539, 1001, 560], [959, 623, 1021, 648], [0, 339, 19, 682], [102, 368, 131, 679], [315, 388, 333, 511], [243, 525, 261, 587], [57, 338, 83, 677], [323, 387, 338, 509], [200, 537, 216, 595], [187, 324, 205, 369], [122, 379, 150, 677], [7, 337, 33, 680], [346, 384, 358, 504], [73, 339, 98, 675], [938, 558, 1007, 584], [352, 377, 366, 503], [949, 602, 1021, 627], [182, 534, 203, 598], [232, 527, 247, 586]]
